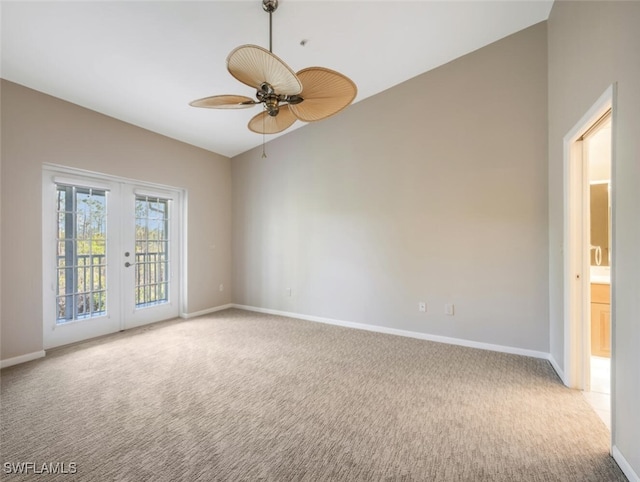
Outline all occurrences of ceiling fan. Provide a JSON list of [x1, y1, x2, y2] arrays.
[[189, 0, 357, 135]]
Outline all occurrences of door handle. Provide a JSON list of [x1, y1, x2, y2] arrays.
[[124, 262, 132, 268]]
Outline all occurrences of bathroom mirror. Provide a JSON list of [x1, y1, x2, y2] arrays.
[[590, 182, 610, 266]]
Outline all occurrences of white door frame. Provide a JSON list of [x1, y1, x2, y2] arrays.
[[562, 84, 614, 390], [42, 164, 187, 349]]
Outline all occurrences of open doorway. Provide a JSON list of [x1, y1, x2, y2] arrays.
[[583, 112, 612, 429], [563, 85, 614, 433]]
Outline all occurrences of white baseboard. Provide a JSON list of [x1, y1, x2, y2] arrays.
[[1, 350, 46, 369], [613, 445, 640, 482], [1, 305, 236, 367], [181, 303, 234, 319], [232, 304, 551, 361], [547, 354, 567, 384]]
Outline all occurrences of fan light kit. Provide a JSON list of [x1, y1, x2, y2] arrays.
[[190, 0, 357, 136]]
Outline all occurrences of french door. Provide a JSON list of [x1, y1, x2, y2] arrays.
[[42, 168, 182, 349]]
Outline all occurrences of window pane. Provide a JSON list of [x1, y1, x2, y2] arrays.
[[135, 196, 170, 308], [56, 188, 66, 212], [55, 185, 107, 323]]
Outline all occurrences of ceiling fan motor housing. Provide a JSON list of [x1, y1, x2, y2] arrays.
[[265, 97, 279, 116], [256, 83, 279, 116]]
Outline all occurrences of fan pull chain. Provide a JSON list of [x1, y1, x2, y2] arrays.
[[262, 105, 267, 158]]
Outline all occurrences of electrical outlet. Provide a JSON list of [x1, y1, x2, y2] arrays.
[[419, 302, 426, 312], [286, 288, 292, 297], [219, 284, 224, 292], [445, 304, 454, 315]]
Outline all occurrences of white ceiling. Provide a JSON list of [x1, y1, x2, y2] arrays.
[[1, 1, 553, 158]]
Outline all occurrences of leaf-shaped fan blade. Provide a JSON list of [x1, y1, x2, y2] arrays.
[[190, 95, 257, 109], [288, 67, 357, 122], [248, 106, 297, 134], [227, 45, 302, 96]]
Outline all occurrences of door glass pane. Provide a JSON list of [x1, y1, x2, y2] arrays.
[[55, 185, 107, 323], [135, 196, 170, 308]]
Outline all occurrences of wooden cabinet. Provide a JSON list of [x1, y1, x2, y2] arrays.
[[591, 283, 611, 358]]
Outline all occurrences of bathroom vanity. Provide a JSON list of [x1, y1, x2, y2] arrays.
[[590, 281, 610, 357]]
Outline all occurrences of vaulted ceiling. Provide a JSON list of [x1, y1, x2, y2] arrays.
[[1, 1, 553, 158]]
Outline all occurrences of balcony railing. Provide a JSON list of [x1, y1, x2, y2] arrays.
[[56, 252, 168, 322]]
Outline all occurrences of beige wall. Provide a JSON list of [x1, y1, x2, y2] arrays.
[[1, 80, 232, 360], [548, 1, 640, 476], [232, 23, 549, 352]]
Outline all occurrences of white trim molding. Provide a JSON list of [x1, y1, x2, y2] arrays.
[[562, 84, 615, 390], [233, 304, 552, 361], [1, 350, 46, 369], [547, 354, 567, 384], [180, 304, 234, 319], [613, 446, 640, 482]]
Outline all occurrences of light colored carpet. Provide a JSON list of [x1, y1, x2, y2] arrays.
[[1, 309, 626, 481]]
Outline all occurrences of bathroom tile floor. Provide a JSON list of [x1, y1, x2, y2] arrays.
[[583, 356, 610, 430]]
